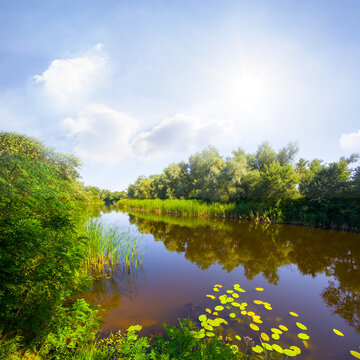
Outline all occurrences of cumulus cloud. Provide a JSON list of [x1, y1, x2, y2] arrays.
[[63, 104, 138, 164], [339, 129, 360, 150], [34, 44, 107, 104], [131, 114, 236, 157], [63, 107, 237, 164]]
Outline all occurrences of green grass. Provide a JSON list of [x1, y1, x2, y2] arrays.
[[117, 199, 237, 218], [83, 218, 143, 278]]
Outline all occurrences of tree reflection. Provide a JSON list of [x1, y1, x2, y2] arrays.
[[127, 210, 360, 332]]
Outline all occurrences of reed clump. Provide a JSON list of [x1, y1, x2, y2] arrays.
[[83, 218, 143, 278]]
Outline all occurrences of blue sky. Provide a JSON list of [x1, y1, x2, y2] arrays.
[[1, 0, 360, 190]]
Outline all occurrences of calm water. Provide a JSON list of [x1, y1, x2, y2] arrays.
[[84, 207, 360, 359]]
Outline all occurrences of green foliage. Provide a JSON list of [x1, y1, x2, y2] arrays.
[[38, 299, 100, 359], [0, 132, 91, 340], [151, 319, 245, 360]]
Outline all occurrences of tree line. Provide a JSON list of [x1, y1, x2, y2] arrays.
[[121, 142, 360, 229], [126, 142, 359, 202]]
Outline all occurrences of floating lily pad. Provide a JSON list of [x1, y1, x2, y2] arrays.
[[214, 306, 224, 311], [206, 295, 215, 299], [229, 313, 236, 318], [333, 328, 344, 337], [205, 308, 212, 314], [253, 300, 263, 305], [227, 297, 234, 303], [279, 325, 288, 331], [262, 343, 273, 351], [271, 333, 280, 340], [289, 346, 301, 355], [206, 332, 215, 337], [296, 322, 307, 331], [264, 305, 272, 310], [235, 335, 241, 341], [247, 311, 255, 317], [226, 290, 234, 294], [261, 332, 270, 342], [241, 310, 247, 315], [283, 349, 297, 357], [271, 328, 282, 334], [253, 317, 263, 324], [350, 350, 360, 359], [199, 314, 207, 322], [213, 311, 218, 316], [249, 323, 259, 331], [252, 345, 264, 353], [255, 287, 264, 291], [213, 288, 219, 292], [231, 302, 241, 307], [214, 284, 222, 288], [272, 344, 283, 353], [232, 293, 239, 298], [298, 333, 309, 340], [289, 311, 298, 317], [203, 324, 213, 331]]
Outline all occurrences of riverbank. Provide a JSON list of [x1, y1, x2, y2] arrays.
[[116, 198, 360, 231]]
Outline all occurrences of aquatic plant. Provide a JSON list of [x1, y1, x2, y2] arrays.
[[195, 283, 360, 359], [83, 218, 143, 278]]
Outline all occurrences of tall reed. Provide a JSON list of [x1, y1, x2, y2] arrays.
[[83, 218, 143, 278]]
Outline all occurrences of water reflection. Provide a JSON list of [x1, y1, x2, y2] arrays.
[[83, 262, 145, 316], [127, 210, 360, 331]]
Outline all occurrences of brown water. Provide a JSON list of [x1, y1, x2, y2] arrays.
[[84, 207, 360, 359]]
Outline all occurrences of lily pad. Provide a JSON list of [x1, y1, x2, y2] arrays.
[[262, 343, 273, 351], [272, 344, 283, 353], [296, 322, 307, 331], [252, 345, 264, 354], [199, 314, 207, 322], [350, 350, 360, 359], [298, 333, 309, 340], [260, 332, 269, 342], [249, 323, 259, 331], [289, 346, 301, 355], [333, 328, 344, 337], [255, 287, 264, 291], [283, 349, 297, 357], [289, 311, 298, 317]]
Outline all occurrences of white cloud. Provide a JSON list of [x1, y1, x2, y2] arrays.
[[63, 104, 138, 164], [63, 107, 237, 163], [132, 113, 236, 157], [339, 129, 360, 150], [34, 44, 107, 104]]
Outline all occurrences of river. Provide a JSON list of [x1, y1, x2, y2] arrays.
[[83, 206, 360, 359]]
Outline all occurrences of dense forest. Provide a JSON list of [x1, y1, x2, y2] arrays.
[[120, 143, 360, 229]]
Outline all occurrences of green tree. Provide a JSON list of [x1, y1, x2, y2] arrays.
[[276, 142, 299, 166], [188, 146, 226, 201], [301, 159, 352, 198], [0, 132, 90, 341], [248, 141, 276, 171], [215, 148, 248, 202], [253, 161, 299, 200]]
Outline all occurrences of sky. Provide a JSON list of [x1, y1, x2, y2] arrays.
[[1, 0, 360, 191]]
